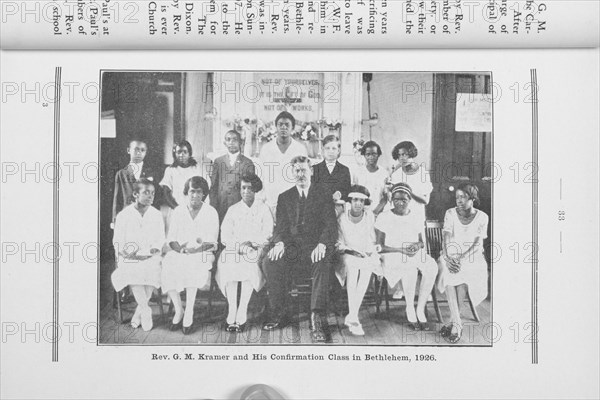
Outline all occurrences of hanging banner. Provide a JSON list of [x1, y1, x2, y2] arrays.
[[455, 93, 493, 132]]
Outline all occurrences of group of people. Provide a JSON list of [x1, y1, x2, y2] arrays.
[[110, 111, 489, 344]]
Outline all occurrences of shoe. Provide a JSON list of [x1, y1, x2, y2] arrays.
[[447, 324, 462, 344], [310, 313, 327, 343], [141, 306, 153, 331], [440, 324, 451, 338], [182, 324, 194, 335], [169, 314, 183, 331], [417, 319, 431, 331], [349, 323, 365, 336], [344, 315, 359, 328], [130, 306, 142, 329], [169, 320, 183, 332], [235, 323, 246, 333], [226, 323, 238, 333], [262, 314, 289, 331], [407, 320, 421, 331]]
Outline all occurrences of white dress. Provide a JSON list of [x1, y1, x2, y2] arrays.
[[160, 164, 211, 207], [335, 210, 383, 286], [388, 166, 433, 232], [257, 139, 308, 209], [161, 203, 219, 292], [216, 200, 274, 294], [437, 208, 489, 306], [111, 204, 165, 291], [351, 166, 388, 210], [374, 209, 438, 291]]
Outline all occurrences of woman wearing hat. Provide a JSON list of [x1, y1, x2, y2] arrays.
[[375, 182, 438, 330], [335, 185, 383, 336], [437, 183, 489, 343]]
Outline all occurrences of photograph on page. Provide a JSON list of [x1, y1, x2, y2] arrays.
[[98, 70, 494, 346]]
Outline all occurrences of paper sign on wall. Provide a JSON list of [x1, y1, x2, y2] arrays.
[[455, 93, 493, 132]]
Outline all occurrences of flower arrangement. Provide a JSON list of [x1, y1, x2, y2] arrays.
[[352, 139, 366, 154], [224, 115, 343, 144], [293, 121, 321, 141], [321, 118, 343, 131], [255, 119, 277, 142]]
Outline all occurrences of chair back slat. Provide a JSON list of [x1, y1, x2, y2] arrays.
[[425, 220, 443, 259]]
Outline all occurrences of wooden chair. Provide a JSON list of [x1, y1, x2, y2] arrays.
[[425, 220, 480, 323]]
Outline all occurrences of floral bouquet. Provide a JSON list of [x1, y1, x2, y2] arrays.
[[353, 139, 366, 153], [293, 121, 321, 141], [256, 119, 277, 143]]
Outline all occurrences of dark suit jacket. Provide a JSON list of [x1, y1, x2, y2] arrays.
[[209, 153, 255, 221], [112, 163, 158, 222], [312, 160, 352, 201], [272, 183, 338, 249]]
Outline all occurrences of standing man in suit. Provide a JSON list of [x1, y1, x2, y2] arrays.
[[262, 156, 338, 343], [210, 130, 256, 222], [112, 138, 159, 227], [312, 134, 352, 204]]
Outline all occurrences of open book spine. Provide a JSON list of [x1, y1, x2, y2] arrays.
[[1, 0, 599, 49]]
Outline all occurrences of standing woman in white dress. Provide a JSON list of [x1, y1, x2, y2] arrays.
[[112, 179, 165, 331], [437, 183, 489, 343], [161, 176, 219, 334], [375, 183, 438, 330], [387, 141, 433, 228], [335, 185, 383, 336], [160, 140, 210, 231], [217, 173, 273, 332], [351, 141, 389, 216]]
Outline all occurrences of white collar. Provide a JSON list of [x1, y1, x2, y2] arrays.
[[228, 152, 240, 159], [296, 184, 311, 197]]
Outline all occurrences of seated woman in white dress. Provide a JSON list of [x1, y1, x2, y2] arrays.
[[161, 176, 219, 335], [335, 185, 383, 336], [112, 178, 165, 331], [375, 183, 438, 331], [437, 183, 489, 343], [217, 173, 273, 332]]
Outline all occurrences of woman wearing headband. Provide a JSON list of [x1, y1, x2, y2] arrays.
[[375, 182, 438, 330], [335, 185, 383, 336], [437, 183, 489, 343], [386, 141, 432, 229]]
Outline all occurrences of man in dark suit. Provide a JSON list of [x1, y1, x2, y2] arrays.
[[112, 139, 159, 226], [262, 156, 338, 343], [209, 130, 256, 222], [311, 135, 352, 202]]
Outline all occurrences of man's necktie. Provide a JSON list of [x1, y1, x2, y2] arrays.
[[298, 191, 306, 226]]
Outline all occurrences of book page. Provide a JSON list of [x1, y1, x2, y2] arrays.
[[1, 48, 598, 399], [1, 0, 599, 49]]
